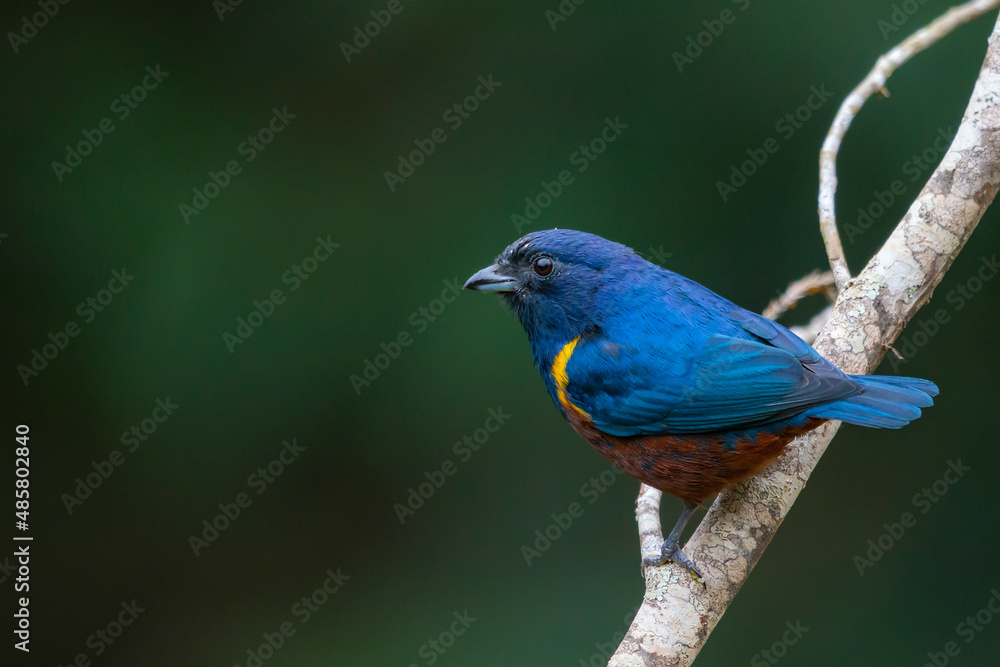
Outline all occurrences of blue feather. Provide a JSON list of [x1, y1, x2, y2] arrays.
[[483, 229, 938, 437]]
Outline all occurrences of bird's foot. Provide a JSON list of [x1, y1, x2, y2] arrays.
[[642, 542, 705, 584]]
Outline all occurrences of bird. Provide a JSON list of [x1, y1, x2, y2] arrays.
[[464, 229, 938, 581]]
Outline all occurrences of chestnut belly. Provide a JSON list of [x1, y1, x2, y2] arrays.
[[567, 413, 826, 504]]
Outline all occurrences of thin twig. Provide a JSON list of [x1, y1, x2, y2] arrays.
[[818, 0, 1000, 293], [761, 270, 836, 321], [636, 484, 664, 562]]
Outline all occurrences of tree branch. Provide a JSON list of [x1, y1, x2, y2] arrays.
[[819, 0, 1000, 292], [610, 7, 1000, 666]]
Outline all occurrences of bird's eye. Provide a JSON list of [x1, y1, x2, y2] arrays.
[[533, 256, 553, 277]]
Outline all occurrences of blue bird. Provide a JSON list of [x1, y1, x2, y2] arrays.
[[464, 229, 938, 580]]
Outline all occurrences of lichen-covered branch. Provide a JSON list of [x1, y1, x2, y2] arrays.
[[610, 9, 1000, 667]]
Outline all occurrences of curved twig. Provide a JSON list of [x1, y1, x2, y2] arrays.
[[818, 0, 1000, 293]]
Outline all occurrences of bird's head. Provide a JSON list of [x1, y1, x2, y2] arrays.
[[464, 229, 643, 347]]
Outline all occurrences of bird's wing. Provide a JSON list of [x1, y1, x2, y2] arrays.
[[563, 322, 860, 436]]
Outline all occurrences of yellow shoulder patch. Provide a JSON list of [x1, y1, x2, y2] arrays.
[[552, 336, 591, 419]]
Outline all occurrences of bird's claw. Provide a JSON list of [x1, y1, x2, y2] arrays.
[[641, 542, 705, 584]]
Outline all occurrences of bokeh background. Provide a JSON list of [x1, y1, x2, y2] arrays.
[[3, 1, 999, 665]]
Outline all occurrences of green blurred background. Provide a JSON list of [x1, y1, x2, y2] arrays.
[[3, 1, 999, 665]]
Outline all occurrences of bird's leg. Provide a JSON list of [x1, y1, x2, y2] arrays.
[[642, 500, 705, 583]]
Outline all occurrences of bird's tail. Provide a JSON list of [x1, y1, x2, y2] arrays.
[[807, 375, 939, 429]]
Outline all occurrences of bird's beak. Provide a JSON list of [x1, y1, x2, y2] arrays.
[[464, 264, 517, 292]]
